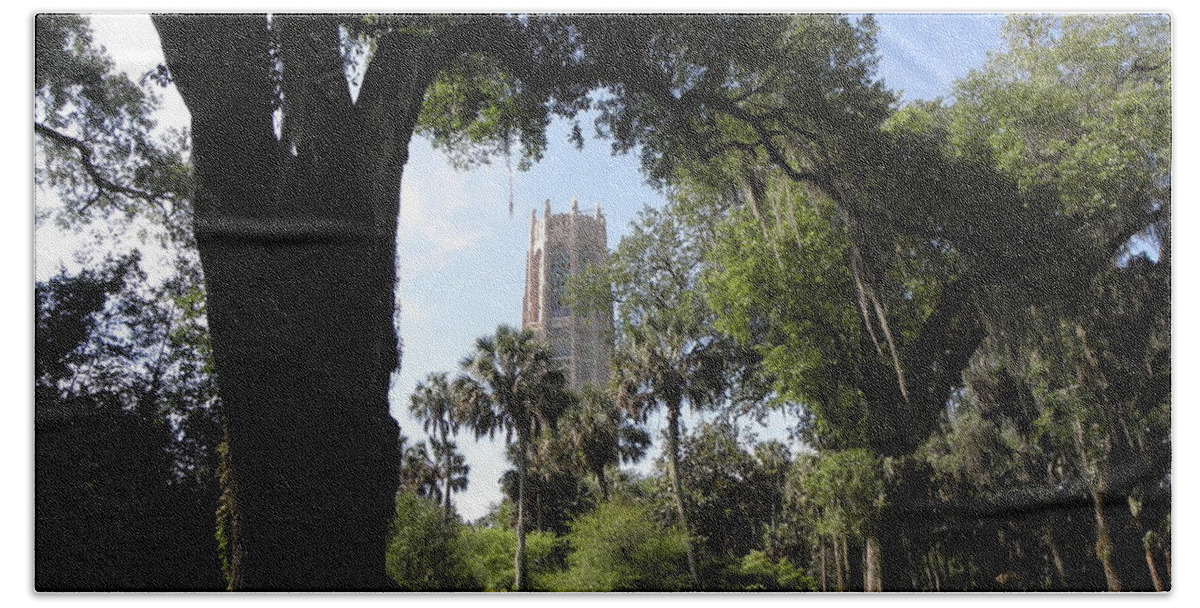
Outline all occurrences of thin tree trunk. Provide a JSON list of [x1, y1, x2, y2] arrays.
[[1164, 537, 1171, 583], [1072, 419, 1121, 592], [514, 437, 528, 592], [537, 486, 544, 532], [819, 541, 827, 591], [442, 429, 453, 519], [864, 535, 883, 592], [1144, 541, 1163, 592], [595, 465, 609, 502], [1129, 503, 1164, 592], [1092, 492, 1122, 592], [832, 535, 845, 591], [933, 553, 941, 591], [666, 403, 700, 589], [842, 534, 852, 591], [1046, 530, 1067, 589]]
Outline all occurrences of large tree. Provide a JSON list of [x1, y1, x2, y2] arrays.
[[146, 14, 600, 588], [690, 13, 1169, 591], [143, 13, 807, 588], [934, 15, 1171, 591]]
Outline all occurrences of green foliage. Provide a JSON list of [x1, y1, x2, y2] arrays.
[[396, 439, 444, 501], [671, 421, 792, 563], [791, 449, 885, 539], [458, 524, 562, 592], [213, 438, 234, 588], [950, 15, 1170, 226], [549, 384, 650, 502], [38, 11, 1171, 592], [386, 492, 476, 591], [456, 325, 573, 589], [408, 373, 469, 513], [419, 53, 547, 171], [35, 15, 193, 239], [704, 191, 896, 451], [35, 258, 224, 590], [555, 499, 692, 591], [579, 14, 892, 186], [403, 15, 596, 171], [731, 550, 816, 591], [456, 325, 571, 445]]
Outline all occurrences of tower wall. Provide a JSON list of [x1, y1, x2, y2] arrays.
[[522, 199, 612, 390]]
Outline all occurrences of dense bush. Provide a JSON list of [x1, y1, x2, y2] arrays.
[[728, 550, 817, 591], [459, 523, 563, 591], [555, 499, 692, 591], [385, 492, 476, 591]]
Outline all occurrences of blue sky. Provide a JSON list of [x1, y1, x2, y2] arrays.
[[39, 13, 1007, 522]]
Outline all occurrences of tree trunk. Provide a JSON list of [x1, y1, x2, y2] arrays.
[[595, 464, 610, 502], [832, 535, 845, 591], [666, 403, 700, 589], [1071, 419, 1121, 592], [864, 535, 883, 592], [819, 541, 828, 591], [515, 437, 529, 591], [1144, 541, 1163, 592], [442, 434, 453, 519], [842, 534, 853, 591], [153, 15, 436, 589], [1091, 491, 1122, 592]]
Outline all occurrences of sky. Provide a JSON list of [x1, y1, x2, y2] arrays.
[[38, 13, 1010, 522]]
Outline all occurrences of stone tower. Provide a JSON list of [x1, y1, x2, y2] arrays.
[[522, 198, 612, 390]]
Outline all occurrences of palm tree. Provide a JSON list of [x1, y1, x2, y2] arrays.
[[397, 440, 440, 500], [612, 323, 729, 588], [409, 372, 466, 518], [558, 384, 650, 502], [454, 325, 570, 591], [429, 440, 469, 512]]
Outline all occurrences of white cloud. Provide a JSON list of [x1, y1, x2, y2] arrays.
[[397, 163, 489, 276]]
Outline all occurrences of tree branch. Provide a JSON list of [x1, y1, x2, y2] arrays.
[[35, 122, 161, 202]]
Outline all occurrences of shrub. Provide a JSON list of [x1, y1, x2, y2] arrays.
[[458, 524, 562, 591], [386, 491, 477, 591], [731, 550, 817, 591], [557, 499, 692, 591]]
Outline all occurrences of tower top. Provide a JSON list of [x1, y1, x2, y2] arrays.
[[535, 198, 604, 222]]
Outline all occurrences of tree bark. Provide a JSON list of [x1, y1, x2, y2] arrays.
[[1070, 418, 1121, 592], [515, 436, 529, 591], [1091, 491, 1122, 592], [595, 464, 610, 502], [666, 402, 700, 589], [442, 428, 453, 519], [832, 535, 845, 591], [819, 540, 827, 591], [1144, 541, 1163, 592], [152, 15, 436, 589], [864, 535, 883, 592], [842, 534, 853, 591]]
